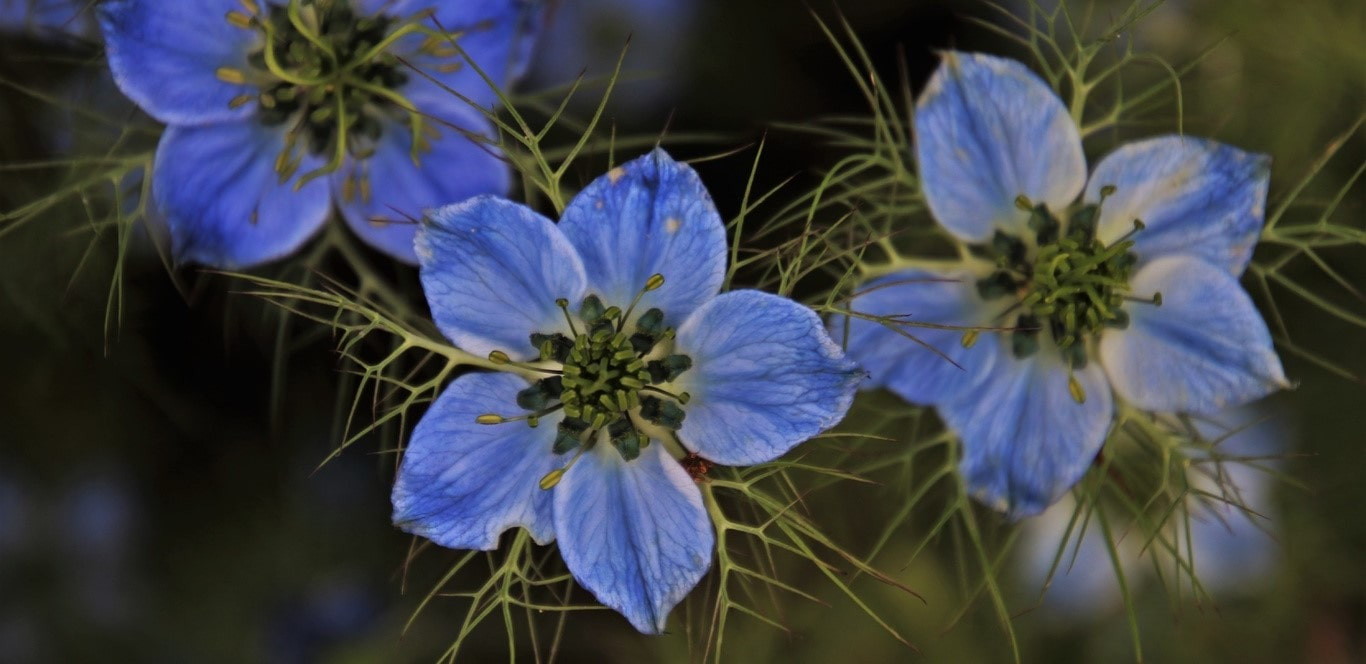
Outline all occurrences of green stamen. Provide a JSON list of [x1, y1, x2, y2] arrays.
[[516, 277, 694, 466]]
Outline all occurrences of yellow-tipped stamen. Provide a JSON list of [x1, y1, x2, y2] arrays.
[[539, 423, 600, 489], [1067, 372, 1086, 404], [539, 468, 566, 490], [619, 273, 666, 332], [476, 414, 505, 425], [215, 67, 247, 84], [485, 348, 564, 376], [226, 10, 255, 29], [358, 174, 372, 204], [960, 329, 979, 349]]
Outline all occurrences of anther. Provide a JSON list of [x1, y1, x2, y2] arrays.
[[555, 298, 580, 336], [1067, 373, 1086, 404], [539, 468, 566, 490], [215, 67, 248, 84], [620, 274, 667, 331], [960, 330, 980, 349], [476, 414, 504, 425], [1014, 194, 1034, 211], [226, 10, 255, 28]]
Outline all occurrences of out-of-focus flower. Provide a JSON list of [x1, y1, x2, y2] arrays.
[[528, 0, 699, 112], [1018, 408, 1283, 618], [97, 0, 546, 267], [0, 0, 95, 41], [392, 149, 862, 633]]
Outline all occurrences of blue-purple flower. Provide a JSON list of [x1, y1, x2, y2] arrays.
[[0, 0, 95, 40], [1017, 408, 1283, 617], [392, 149, 862, 633], [837, 52, 1287, 518], [97, 0, 544, 267]]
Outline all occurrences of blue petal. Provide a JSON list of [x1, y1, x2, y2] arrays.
[[1086, 135, 1271, 275], [392, 372, 559, 549], [333, 97, 509, 263], [673, 290, 862, 466], [1100, 255, 1287, 413], [558, 149, 726, 325], [1018, 498, 1133, 618], [417, 196, 587, 359], [553, 441, 712, 634], [831, 269, 1001, 404], [914, 51, 1086, 242], [1187, 408, 1282, 591], [383, 0, 547, 108], [940, 350, 1114, 518], [97, 0, 256, 125], [153, 121, 331, 268]]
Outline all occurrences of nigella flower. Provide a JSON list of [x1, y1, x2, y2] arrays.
[[97, 0, 544, 267], [837, 52, 1287, 518], [392, 149, 862, 633], [0, 0, 95, 40], [1017, 409, 1283, 617]]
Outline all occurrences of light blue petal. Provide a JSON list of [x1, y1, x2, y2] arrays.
[[940, 350, 1114, 518], [673, 290, 862, 466], [1188, 409, 1282, 591], [392, 372, 559, 548], [831, 269, 1001, 404], [383, 0, 547, 108], [558, 149, 726, 325], [914, 51, 1086, 242], [553, 441, 712, 634], [1018, 498, 1132, 618], [1086, 135, 1271, 275], [1100, 255, 1287, 413], [417, 196, 587, 359], [98, 0, 256, 125], [153, 121, 331, 268], [333, 97, 509, 263]]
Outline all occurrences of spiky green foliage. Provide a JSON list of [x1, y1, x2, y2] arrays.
[[765, 3, 1362, 662]]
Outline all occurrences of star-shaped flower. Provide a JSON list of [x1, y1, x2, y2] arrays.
[[837, 51, 1287, 518], [97, 0, 545, 267], [392, 149, 863, 633]]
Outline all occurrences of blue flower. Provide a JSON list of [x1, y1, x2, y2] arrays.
[[837, 52, 1287, 518], [391, 149, 863, 633], [97, 0, 545, 267], [0, 0, 95, 40], [1017, 408, 1283, 618]]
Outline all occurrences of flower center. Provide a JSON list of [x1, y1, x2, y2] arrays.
[[216, 0, 471, 188], [477, 276, 695, 486], [973, 192, 1151, 370], [251, 2, 406, 154]]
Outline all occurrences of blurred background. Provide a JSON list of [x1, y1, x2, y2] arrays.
[[1, 0, 1362, 661]]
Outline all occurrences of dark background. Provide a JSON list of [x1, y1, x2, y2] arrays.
[[1, 0, 1363, 661]]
